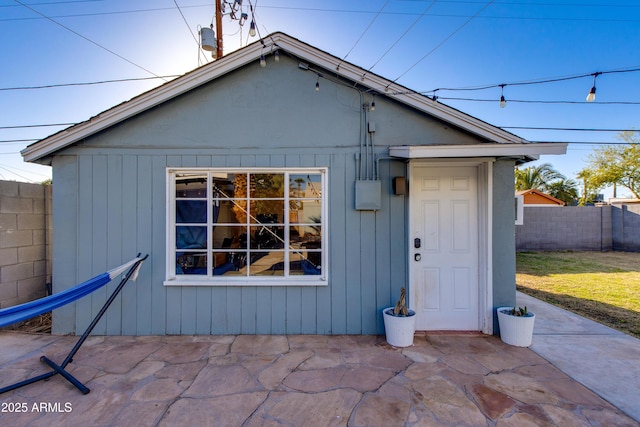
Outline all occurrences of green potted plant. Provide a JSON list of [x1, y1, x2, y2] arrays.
[[383, 287, 416, 347], [497, 306, 536, 347]]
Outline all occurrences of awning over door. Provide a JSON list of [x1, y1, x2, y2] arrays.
[[389, 143, 567, 162]]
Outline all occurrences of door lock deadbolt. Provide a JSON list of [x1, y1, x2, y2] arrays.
[[414, 253, 421, 261]]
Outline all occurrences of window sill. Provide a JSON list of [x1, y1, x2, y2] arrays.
[[163, 277, 328, 287]]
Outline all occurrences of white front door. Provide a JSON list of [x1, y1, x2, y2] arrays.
[[410, 165, 479, 330]]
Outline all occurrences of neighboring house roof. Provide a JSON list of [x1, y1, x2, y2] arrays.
[[516, 189, 566, 206], [22, 32, 566, 164]]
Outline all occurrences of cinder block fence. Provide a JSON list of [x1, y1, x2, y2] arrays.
[[0, 180, 52, 309], [516, 204, 640, 252]]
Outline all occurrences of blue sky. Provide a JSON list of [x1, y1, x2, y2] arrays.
[[1, 0, 639, 198]]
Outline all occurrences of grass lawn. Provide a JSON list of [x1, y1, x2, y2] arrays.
[[516, 251, 640, 339]]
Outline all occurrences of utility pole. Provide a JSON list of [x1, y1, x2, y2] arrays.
[[215, 0, 223, 59]]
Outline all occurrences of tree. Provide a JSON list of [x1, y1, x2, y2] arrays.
[[515, 163, 565, 192], [578, 131, 640, 199], [576, 169, 602, 206], [546, 178, 579, 205], [515, 163, 579, 204]]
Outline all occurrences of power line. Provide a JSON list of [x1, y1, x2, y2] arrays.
[[437, 96, 640, 105], [4, 3, 640, 25], [367, 1, 437, 72], [389, 0, 496, 86], [13, 0, 167, 81], [0, 123, 75, 130], [0, 76, 180, 92], [0, 139, 39, 143], [336, 0, 390, 70], [0, 0, 104, 8], [173, 0, 208, 64], [426, 67, 640, 93], [534, 141, 637, 145], [504, 127, 638, 132]]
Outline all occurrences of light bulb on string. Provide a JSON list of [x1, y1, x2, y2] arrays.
[[249, 20, 256, 37], [260, 54, 266, 68], [274, 49, 280, 62], [586, 72, 601, 102], [370, 100, 376, 111], [315, 76, 320, 92], [499, 84, 507, 108]]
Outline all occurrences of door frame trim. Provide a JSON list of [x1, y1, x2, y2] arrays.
[[408, 159, 494, 334]]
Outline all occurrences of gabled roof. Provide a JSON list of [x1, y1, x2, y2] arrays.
[[22, 32, 563, 164], [516, 189, 566, 206]]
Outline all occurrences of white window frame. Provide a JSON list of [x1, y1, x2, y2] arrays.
[[515, 195, 524, 225], [164, 167, 328, 286]]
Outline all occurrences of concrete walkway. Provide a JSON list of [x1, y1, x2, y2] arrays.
[[518, 291, 640, 423], [0, 301, 638, 426]]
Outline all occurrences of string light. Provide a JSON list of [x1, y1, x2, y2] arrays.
[[315, 76, 320, 92], [499, 84, 507, 108], [274, 49, 280, 62], [249, 19, 256, 37], [586, 72, 601, 102], [259, 54, 266, 67]]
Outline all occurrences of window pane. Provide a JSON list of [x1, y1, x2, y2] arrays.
[[212, 226, 247, 249], [250, 173, 284, 198], [250, 200, 284, 224], [289, 174, 322, 198], [290, 200, 321, 224], [289, 250, 322, 275], [212, 251, 243, 276], [176, 226, 207, 249], [212, 199, 243, 224], [212, 173, 237, 199], [249, 251, 284, 276], [176, 252, 207, 275], [290, 226, 322, 248], [250, 225, 284, 249], [176, 200, 207, 223], [176, 174, 207, 198]]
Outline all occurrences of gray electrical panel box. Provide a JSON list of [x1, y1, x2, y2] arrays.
[[355, 180, 382, 211]]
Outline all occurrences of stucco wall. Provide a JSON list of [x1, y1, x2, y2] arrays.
[[48, 54, 516, 335], [0, 181, 52, 311]]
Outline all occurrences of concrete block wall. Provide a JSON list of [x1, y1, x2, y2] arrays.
[[0, 181, 52, 309], [612, 204, 640, 252], [516, 206, 613, 251]]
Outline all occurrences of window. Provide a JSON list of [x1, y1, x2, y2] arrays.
[[165, 168, 327, 286]]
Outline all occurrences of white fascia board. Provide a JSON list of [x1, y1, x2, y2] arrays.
[[389, 143, 567, 159]]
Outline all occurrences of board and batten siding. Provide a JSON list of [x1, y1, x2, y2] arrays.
[[51, 150, 408, 335], [48, 54, 513, 335]]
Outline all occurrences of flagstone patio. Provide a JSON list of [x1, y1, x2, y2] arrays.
[[1, 332, 637, 426]]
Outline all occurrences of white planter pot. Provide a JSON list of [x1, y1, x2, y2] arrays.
[[383, 307, 416, 347], [497, 307, 536, 347]]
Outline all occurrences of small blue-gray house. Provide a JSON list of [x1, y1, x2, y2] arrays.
[[22, 33, 565, 336]]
